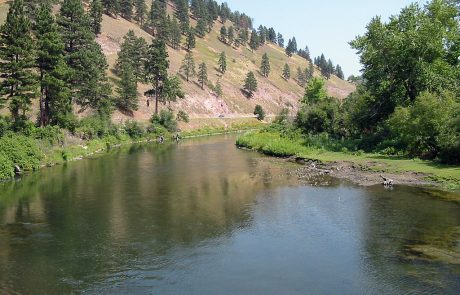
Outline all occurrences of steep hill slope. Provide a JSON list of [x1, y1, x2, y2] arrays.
[[0, 1, 355, 125]]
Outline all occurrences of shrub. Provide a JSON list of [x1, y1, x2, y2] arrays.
[[32, 125, 64, 145], [0, 116, 11, 137], [254, 105, 265, 121], [0, 134, 42, 171], [0, 153, 14, 180], [177, 110, 190, 123], [124, 121, 145, 139], [274, 108, 290, 125], [76, 116, 118, 139], [151, 110, 177, 132]]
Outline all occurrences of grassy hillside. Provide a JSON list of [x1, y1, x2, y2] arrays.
[[0, 1, 355, 125]]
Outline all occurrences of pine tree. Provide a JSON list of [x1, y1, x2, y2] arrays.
[[215, 80, 223, 97], [116, 62, 138, 112], [195, 18, 207, 38], [150, 0, 168, 40], [260, 53, 270, 78], [257, 25, 266, 44], [249, 29, 259, 51], [135, 0, 147, 25], [335, 64, 344, 80], [162, 75, 184, 107], [291, 37, 298, 52], [197, 62, 208, 90], [0, 0, 38, 124], [120, 0, 133, 20], [180, 52, 196, 82], [297, 67, 306, 87], [308, 62, 314, 80], [35, 4, 72, 127], [243, 71, 257, 97], [144, 39, 169, 114], [89, 0, 103, 35], [103, 0, 121, 17], [219, 25, 227, 43], [277, 33, 284, 48], [286, 39, 294, 57], [185, 27, 196, 51], [238, 29, 248, 46], [218, 51, 227, 74], [169, 17, 181, 50], [116, 30, 148, 82], [59, 0, 112, 115], [282, 63, 291, 80], [176, 0, 190, 34], [227, 26, 234, 45], [268, 28, 276, 43], [326, 59, 334, 80]]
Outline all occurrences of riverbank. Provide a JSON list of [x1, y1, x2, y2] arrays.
[[0, 119, 265, 182], [236, 131, 460, 196]]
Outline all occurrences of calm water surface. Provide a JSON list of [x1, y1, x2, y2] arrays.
[[0, 135, 459, 294]]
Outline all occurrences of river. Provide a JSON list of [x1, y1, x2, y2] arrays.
[[0, 135, 459, 294]]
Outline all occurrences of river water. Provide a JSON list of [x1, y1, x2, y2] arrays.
[[0, 135, 459, 294]]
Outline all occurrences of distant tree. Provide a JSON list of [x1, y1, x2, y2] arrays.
[[0, 0, 38, 124], [185, 28, 196, 51], [291, 37, 298, 52], [120, 0, 133, 20], [326, 59, 334, 79], [195, 18, 207, 38], [180, 52, 196, 82], [197, 62, 208, 90], [297, 67, 306, 87], [176, 0, 190, 34], [144, 39, 169, 114], [260, 53, 271, 77], [215, 80, 223, 97], [227, 26, 235, 45], [162, 75, 184, 107], [243, 71, 258, 97], [103, 0, 120, 17], [307, 62, 314, 80], [238, 29, 249, 45], [116, 30, 148, 82], [268, 27, 277, 43], [335, 64, 344, 79], [254, 104, 265, 120], [169, 17, 181, 50], [89, 0, 103, 35], [149, 0, 168, 40], [135, 0, 147, 25], [286, 38, 295, 57], [277, 33, 284, 48], [257, 25, 266, 44], [218, 51, 227, 74], [282, 63, 291, 80], [249, 29, 259, 51], [219, 25, 227, 43]]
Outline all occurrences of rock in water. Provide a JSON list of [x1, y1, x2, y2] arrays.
[[14, 165, 21, 175]]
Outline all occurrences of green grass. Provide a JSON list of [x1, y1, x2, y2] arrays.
[[237, 131, 460, 190]]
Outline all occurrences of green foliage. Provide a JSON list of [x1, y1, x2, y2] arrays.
[[386, 91, 460, 162], [282, 63, 291, 80], [151, 110, 177, 132], [116, 63, 138, 112], [218, 51, 227, 74], [177, 110, 190, 123], [274, 108, 290, 125], [302, 77, 328, 105], [198, 62, 208, 89], [89, 0, 103, 35], [180, 52, 196, 82], [0, 134, 42, 171], [185, 27, 196, 51], [0, 0, 38, 124], [215, 80, 223, 97], [0, 153, 14, 180], [260, 53, 271, 77], [243, 71, 258, 97], [76, 115, 118, 140], [296, 98, 340, 135], [254, 105, 265, 121], [124, 120, 145, 139], [145, 39, 169, 114]]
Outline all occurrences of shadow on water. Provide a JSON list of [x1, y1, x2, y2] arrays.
[[0, 135, 458, 294]]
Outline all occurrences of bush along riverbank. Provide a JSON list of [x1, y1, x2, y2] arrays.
[[0, 113, 264, 182], [236, 126, 460, 194]]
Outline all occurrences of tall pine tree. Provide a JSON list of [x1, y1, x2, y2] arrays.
[[89, 0, 103, 35], [144, 39, 169, 114], [0, 0, 37, 124]]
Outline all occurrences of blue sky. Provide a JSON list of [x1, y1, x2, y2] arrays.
[[216, 0, 425, 77]]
